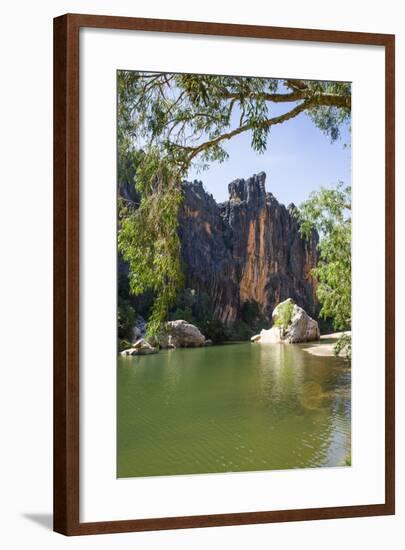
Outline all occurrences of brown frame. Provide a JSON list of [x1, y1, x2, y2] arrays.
[[53, 13, 395, 536]]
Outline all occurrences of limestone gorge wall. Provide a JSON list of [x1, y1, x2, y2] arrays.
[[178, 172, 319, 324]]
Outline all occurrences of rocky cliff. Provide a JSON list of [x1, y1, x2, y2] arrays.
[[178, 172, 319, 323]]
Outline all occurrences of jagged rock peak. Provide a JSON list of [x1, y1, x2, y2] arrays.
[[228, 172, 267, 204], [182, 179, 217, 210], [184, 179, 205, 188], [183, 179, 207, 196]]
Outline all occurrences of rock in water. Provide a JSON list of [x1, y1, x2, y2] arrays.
[[158, 320, 206, 348], [252, 326, 282, 344], [120, 338, 158, 356], [251, 298, 320, 344], [282, 302, 320, 343]]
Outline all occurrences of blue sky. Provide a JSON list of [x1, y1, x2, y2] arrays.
[[188, 107, 351, 207]]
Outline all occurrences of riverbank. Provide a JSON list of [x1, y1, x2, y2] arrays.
[[303, 332, 351, 357]]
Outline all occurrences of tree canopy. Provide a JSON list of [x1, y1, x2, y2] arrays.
[[297, 183, 351, 358], [117, 72, 351, 335], [118, 73, 351, 170]]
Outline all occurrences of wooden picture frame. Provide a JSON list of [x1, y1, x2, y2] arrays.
[[53, 13, 395, 536]]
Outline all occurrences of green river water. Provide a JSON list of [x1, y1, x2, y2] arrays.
[[117, 341, 351, 478]]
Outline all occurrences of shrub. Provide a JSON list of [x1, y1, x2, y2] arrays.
[[118, 298, 136, 341], [240, 300, 267, 331], [274, 300, 294, 335], [198, 319, 230, 344], [227, 320, 254, 341], [334, 332, 351, 361], [170, 306, 195, 324]]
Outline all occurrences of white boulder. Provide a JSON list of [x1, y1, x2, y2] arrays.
[[120, 338, 158, 356], [158, 320, 206, 348], [251, 326, 283, 344], [251, 298, 320, 344]]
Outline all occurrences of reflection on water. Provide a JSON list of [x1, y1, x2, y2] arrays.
[[117, 342, 351, 478]]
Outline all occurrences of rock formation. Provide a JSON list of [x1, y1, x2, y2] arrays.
[[251, 298, 320, 344], [179, 172, 319, 324], [120, 338, 158, 356], [157, 320, 206, 348]]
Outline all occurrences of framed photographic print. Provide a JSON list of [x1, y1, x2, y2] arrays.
[[53, 13, 395, 535]]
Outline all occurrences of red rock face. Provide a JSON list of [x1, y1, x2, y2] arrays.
[[179, 172, 319, 323]]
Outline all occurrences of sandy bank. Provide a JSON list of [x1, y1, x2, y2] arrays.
[[303, 332, 351, 357]]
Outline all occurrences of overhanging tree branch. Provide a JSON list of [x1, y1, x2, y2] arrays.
[[222, 89, 350, 109], [183, 99, 314, 163]]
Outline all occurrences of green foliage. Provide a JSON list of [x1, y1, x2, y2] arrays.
[[241, 300, 264, 327], [117, 298, 136, 341], [198, 319, 231, 344], [118, 72, 351, 334], [168, 290, 265, 343], [304, 80, 351, 141], [171, 288, 212, 321], [227, 321, 255, 342], [169, 289, 229, 343], [118, 73, 350, 171], [117, 264, 136, 343], [334, 333, 352, 361], [198, 319, 255, 343], [171, 306, 195, 324], [118, 151, 184, 337], [274, 300, 294, 335], [297, 183, 351, 359]]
